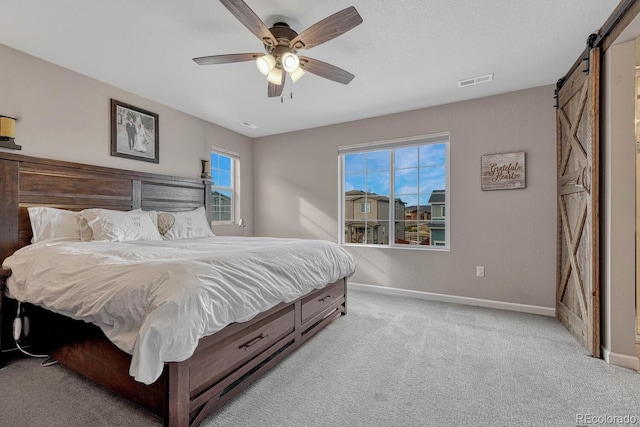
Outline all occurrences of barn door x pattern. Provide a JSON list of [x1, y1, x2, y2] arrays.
[[556, 46, 600, 357]]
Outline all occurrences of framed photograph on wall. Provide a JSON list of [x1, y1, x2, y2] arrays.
[[110, 99, 159, 163]]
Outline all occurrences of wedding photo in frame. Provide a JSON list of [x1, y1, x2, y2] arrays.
[[110, 99, 159, 163]]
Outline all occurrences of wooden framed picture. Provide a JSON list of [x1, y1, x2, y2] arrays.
[[110, 99, 159, 163], [481, 151, 525, 190]]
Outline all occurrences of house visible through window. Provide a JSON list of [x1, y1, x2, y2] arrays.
[[339, 133, 449, 248], [210, 148, 239, 223]]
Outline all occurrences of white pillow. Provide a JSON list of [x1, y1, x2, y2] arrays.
[[81, 209, 162, 242], [28, 207, 92, 243], [131, 209, 158, 228], [160, 207, 215, 240]]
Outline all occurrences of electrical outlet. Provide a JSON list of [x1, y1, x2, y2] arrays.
[[476, 266, 485, 277]]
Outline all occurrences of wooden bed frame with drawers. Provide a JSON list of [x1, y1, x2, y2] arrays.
[[0, 152, 347, 426]]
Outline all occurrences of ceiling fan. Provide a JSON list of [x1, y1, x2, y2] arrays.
[[193, 0, 363, 97]]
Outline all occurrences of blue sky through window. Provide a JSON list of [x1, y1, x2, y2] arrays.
[[344, 143, 446, 206], [211, 152, 232, 188]]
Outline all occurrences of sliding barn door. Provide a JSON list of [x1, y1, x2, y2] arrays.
[[556, 47, 600, 357]]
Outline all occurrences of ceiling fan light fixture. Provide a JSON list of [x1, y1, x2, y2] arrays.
[[195, 1, 363, 97], [256, 54, 276, 75], [266, 67, 283, 85], [281, 52, 300, 73], [289, 67, 305, 83]]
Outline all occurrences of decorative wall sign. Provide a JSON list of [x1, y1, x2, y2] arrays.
[[110, 99, 159, 163], [481, 151, 525, 190]]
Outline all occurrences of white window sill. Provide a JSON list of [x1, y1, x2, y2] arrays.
[[340, 243, 450, 251]]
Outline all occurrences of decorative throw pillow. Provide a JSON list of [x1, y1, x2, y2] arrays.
[[28, 207, 92, 243], [80, 208, 162, 242], [157, 212, 176, 236], [160, 207, 215, 240]]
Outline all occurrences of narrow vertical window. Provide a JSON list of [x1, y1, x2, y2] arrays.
[[210, 148, 239, 223]]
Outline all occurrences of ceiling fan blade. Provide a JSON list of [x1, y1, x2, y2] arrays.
[[289, 6, 363, 50], [299, 57, 355, 85], [268, 81, 284, 98], [193, 53, 262, 65], [220, 0, 277, 47]]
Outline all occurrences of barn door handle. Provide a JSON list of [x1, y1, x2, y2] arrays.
[[240, 334, 268, 351]]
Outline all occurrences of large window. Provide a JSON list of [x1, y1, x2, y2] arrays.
[[339, 133, 449, 249], [210, 148, 239, 223]]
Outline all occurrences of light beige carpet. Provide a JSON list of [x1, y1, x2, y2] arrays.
[[1, 289, 640, 427]]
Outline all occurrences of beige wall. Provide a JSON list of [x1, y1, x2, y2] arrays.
[[601, 39, 637, 367], [0, 43, 253, 235], [254, 86, 557, 309]]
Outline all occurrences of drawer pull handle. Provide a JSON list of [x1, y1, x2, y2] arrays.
[[240, 334, 268, 351], [319, 295, 331, 303]]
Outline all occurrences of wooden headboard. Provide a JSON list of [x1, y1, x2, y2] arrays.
[[0, 152, 211, 264]]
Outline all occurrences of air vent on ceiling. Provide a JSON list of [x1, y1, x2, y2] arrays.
[[458, 73, 494, 88], [240, 121, 259, 129]]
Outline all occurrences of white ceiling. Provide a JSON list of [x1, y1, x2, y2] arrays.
[[0, 0, 622, 137]]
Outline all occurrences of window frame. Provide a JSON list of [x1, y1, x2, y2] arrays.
[[210, 146, 240, 225], [360, 201, 371, 214], [338, 133, 450, 250]]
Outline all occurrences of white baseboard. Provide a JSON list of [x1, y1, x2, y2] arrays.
[[602, 346, 640, 371], [347, 282, 556, 317]]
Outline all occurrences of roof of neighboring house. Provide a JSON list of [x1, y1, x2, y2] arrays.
[[212, 191, 231, 201], [428, 190, 445, 204], [345, 190, 406, 205]]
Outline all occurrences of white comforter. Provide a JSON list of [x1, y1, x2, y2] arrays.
[[2, 236, 355, 384]]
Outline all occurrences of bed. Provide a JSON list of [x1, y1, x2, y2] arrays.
[[0, 152, 354, 426]]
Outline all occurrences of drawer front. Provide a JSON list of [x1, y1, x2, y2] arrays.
[[301, 280, 344, 325], [189, 305, 295, 395]]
